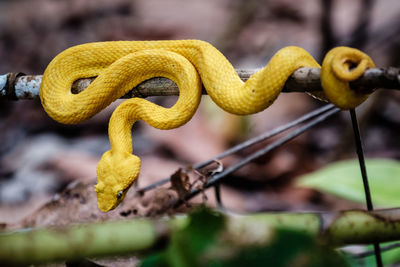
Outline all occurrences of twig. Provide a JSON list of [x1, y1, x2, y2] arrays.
[[1, 67, 399, 100], [137, 104, 336, 193], [170, 107, 340, 209], [353, 242, 400, 259], [350, 108, 383, 266]]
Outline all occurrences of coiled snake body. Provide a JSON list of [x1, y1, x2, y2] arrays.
[[40, 40, 375, 211]]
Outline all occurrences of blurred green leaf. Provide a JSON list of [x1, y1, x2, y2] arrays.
[[355, 242, 400, 266], [380, 243, 400, 266], [212, 228, 351, 267], [141, 206, 225, 267], [296, 159, 400, 207]]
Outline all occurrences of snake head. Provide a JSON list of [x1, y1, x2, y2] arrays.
[[95, 150, 141, 212]]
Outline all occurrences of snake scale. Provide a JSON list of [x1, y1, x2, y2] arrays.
[[40, 40, 375, 212]]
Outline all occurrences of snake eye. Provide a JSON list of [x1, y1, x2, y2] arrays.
[[117, 190, 123, 199]]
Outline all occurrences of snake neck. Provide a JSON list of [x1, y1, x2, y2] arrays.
[[107, 101, 136, 155]]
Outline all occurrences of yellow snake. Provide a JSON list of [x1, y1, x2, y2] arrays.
[[40, 40, 375, 212]]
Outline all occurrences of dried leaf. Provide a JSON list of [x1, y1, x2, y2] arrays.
[[170, 168, 191, 200]]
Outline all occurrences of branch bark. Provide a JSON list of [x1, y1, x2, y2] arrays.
[[0, 67, 399, 100], [1, 208, 400, 265]]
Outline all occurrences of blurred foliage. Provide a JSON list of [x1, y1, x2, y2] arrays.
[[356, 242, 400, 267], [298, 159, 400, 266], [142, 207, 225, 267], [296, 159, 400, 207], [142, 207, 351, 267]]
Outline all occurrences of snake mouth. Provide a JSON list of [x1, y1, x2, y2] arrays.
[[95, 187, 123, 212], [99, 183, 135, 212], [98, 200, 117, 212]]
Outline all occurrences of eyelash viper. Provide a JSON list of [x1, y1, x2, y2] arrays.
[[40, 40, 375, 212]]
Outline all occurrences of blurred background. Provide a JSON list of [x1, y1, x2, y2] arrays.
[[0, 0, 399, 227]]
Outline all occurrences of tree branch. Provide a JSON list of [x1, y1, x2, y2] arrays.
[[1, 67, 399, 101]]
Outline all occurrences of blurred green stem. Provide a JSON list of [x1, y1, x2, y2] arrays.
[[1, 208, 400, 265]]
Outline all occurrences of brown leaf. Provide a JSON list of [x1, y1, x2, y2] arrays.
[[170, 168, 191, 200]]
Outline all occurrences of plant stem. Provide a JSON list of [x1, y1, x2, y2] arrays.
[[1, 208, 400, 265]]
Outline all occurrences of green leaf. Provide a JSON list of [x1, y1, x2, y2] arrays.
[[296, 159, 400, 207], [358, 242, 400, 266]]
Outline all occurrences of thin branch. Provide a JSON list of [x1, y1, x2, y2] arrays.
[[137, 106, 339, 215], [137, 104, 336, 193], [353, 242, 400, 259], [142, 107, 339, 213], [170, 108, 340, 210], [350, 108, 383, 266], [1, 67, 399, 100]]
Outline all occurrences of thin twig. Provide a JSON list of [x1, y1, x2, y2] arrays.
[[166, 107, 340, 211], [353, 242, 400, 259], [195, 104, 336, 169], [350, 109, 383, 266], [137, 104, 336, 193], [214, 183, 224, 210], [350, 110, 374, 211]]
